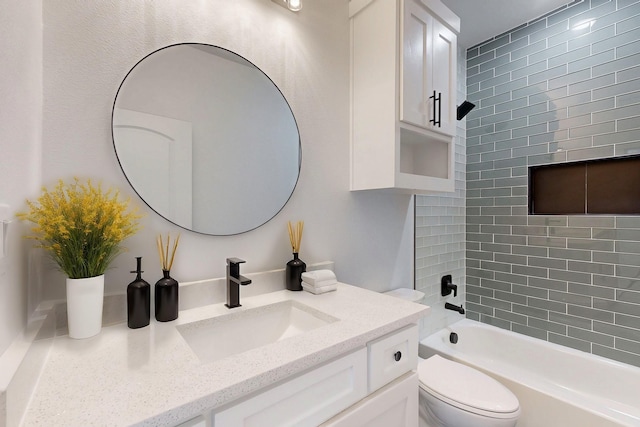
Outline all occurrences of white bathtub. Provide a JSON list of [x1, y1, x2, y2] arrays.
[[419, 319, 640, 427]]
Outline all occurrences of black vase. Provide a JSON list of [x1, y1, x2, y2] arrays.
[[286, 253, 306, 291], [155, 270, 178, 322], [127, 257, 150, 329]]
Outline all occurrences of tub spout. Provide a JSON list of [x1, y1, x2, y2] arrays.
[[445, 302, 465, 315]]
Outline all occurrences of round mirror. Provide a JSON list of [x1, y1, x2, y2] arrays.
[[112, 44, 301, 235]]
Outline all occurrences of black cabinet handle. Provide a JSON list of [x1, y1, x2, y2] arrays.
[[437, 91, 442, 127], [429, 90, 442, 127], [394, 351, 402, 362], [429, 90, 437, 125]]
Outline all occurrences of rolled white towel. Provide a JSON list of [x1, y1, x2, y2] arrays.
[[301, 270, 337, 286], [302, 282, 337, 295]]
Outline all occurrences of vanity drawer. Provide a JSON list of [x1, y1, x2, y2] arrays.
[[367, 324, 418, 392]]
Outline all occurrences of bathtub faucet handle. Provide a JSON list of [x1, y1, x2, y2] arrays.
[[441, 275, 458, 297]]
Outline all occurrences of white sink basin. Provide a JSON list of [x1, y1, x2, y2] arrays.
[[177, 300, 338, 363]]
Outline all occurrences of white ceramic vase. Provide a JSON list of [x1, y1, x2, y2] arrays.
[[66, 274, 105, 339]]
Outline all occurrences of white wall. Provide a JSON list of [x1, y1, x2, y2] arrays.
[[0, 0, 42, 355], [39, 0, 413, 301]]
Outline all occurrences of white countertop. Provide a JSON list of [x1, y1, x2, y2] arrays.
[[22, 283, 429, 426]]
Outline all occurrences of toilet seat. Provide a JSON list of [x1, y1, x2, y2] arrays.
[[418, 355, 520, 419]]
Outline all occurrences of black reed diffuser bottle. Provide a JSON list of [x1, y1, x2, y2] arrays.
[[127, 257, 150, 329], [155, 233, 180, 322], [155, 270, 178, 321], [286, 221, 306, 291]]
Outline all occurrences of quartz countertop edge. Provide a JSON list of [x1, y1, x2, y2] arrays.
[[22, 283, 430, 426]]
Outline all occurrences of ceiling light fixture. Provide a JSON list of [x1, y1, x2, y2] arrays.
[[272, 0, 302, 12]]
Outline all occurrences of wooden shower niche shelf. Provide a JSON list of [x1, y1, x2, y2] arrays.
[[529, 155, 640, 215]]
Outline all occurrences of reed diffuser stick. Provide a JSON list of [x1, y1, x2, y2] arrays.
[[287, 220, 304, 253], [165, 232, 170, 270], [156, 235, 165, 270], [298, 222, 304, 250], [287, 222, 295, 251], [168, 233, 180, 271], [157, 232, 180, 271]]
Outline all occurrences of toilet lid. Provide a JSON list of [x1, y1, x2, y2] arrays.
[[418, 355, 520, 415]]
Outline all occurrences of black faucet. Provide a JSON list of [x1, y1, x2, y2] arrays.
[[445, 302, 465, 314], [225, 258, 252, 309], [441, 275, 458, 297]]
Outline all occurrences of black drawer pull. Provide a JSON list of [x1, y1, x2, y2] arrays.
[[394, 351, 402, 362]]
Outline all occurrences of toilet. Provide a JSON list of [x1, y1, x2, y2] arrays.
[[418, 355, 520, 427], [383, 288, 521, 427], [383, 287, 425, 303]]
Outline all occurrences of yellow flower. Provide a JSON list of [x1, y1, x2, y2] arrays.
[[17, 178, 143, 279]]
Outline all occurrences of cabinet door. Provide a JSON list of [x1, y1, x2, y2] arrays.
[[320, 372, 419, 427], [431, 18, 457, 136], [402, 0, 457, 136], [401, 0, 432, 129], [213, 349, 367, 427]]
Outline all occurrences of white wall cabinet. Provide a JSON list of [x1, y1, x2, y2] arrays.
[[350, 0, 459, 193]]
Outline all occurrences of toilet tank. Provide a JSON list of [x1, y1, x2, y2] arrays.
[[383, 288, 425, 303]]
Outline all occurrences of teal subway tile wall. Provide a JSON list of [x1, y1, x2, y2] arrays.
[[465, 0, 640, 367]]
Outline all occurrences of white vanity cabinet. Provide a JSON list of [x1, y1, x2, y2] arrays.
[[212, 349, 368, 427], [21, 281, 429, 426], [350, 0, 459, 193], [210, 325, 419, 427]]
